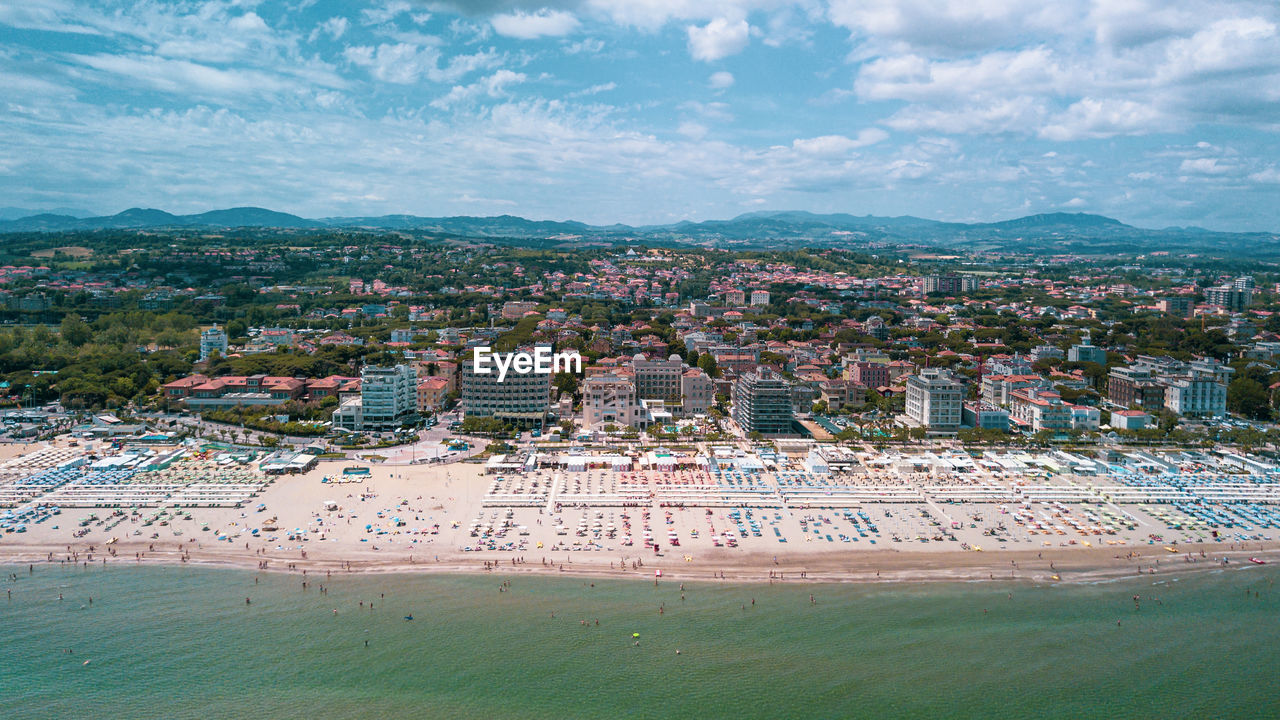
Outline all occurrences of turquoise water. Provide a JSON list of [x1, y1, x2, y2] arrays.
[[3, 564, 1278, 719]]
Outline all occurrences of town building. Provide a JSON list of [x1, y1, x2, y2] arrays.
[[962, 402, 1010, 431], [922, 274, 978, 295], [632, 353, 684, 402], [731, 368, 794, 436], [459, 351, 552, 426], [1067, 333, 1107, 365], [679, 368, 715, 416], [200, 325, 228, 362], [1204, 283, 1252, 312], [333, 365, 419, 432], [583, 374, 645, 429], [905, 368, 963, 432]]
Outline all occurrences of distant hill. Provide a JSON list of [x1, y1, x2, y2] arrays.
[[1, 206, 1276, 257], [0, 206, 95, 221], [0, 206, 319, 232]]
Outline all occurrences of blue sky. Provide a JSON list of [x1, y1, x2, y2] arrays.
[[2, 0, 1279, 230]]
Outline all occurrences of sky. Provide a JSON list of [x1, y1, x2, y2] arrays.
[[2, 0, 1280, 231]]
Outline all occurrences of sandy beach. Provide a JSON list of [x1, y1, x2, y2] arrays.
[[3, 440, 1276, 585]]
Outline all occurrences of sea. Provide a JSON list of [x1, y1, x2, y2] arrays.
[[2, 563, 1278, 719]]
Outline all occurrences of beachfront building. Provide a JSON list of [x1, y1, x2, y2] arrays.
[[1009, 388, 1074, 433], [680, 368, 714, 416], [200, 325, 227, 362], [417, 376, 449, 413], [1108, 366, 1166, 412], [583, 374, 645, 429], [1164, 377, 1227, 417], [459, 351, 552, 427], [981, 374, 1048, 407], [962, 402, 1010, 431], [905, 368, 963, 432], [731, 368, 794, 437], [632, 353, 684, 402], [1111, 409, 1151, 430], [332, 364, 418, 432]]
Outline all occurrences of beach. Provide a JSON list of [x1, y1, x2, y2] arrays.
[[2, 440, 1277, 585]]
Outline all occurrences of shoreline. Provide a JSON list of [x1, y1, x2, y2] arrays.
[[4, 540, 1275, 587]]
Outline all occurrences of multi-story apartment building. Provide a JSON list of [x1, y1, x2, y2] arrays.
[[905, 368, 963, 431], [1067, 334, 1107, 365], [632, 353, 684, 402], [459, 352, 552, 425], [332, 364, 418, 431], [679, 368, 715, 416], [1164, 377, 1227, 417], [1009, 388, 1074, 433], [1108, 366, 1167, 412], [1030, 344, 1065, 363], [732, 368, 794, 436], [749, 290, 770, 306], [583, 374, 644, 429], [1157, 297, 1193, 317], [501, 301, 539, 319], [847, 361, 890, 390], [962, 402, 1010, 431], [981, 374, 1048, 407], [1204, 283, 1252, 312], [922, 274, 978, 295], [200, 325, 228, 362]]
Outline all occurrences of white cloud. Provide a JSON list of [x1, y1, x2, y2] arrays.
[[1062, 197, 1087, 207], [343, 44, 501, 84], [828, 0, 1079, 55], [491, 10, 581, 39], [312, 17, 349, 41], [228, 12, 268, 34], [1249, 167, 1280, 183], [885, 97, 1047, 135], [677, 121, 708, 139], [567, 81, 617, 98], [687, 18, 751, 61], [66, 53, 297, 98], [708, 71, 735, 89], [563, 37, 604, 54], [791, 129, 888, 155], [1040, 98, 1172, 141], [431, 69, 527, 108], [360, 1, 411, 26], [1178, 157, 1234, 175]]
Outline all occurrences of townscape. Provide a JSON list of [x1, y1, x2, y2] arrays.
[[1, 229, 1278, 580]]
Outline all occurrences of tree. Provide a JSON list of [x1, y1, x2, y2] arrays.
[[1228, 378, 1271, 420], [698, 353, 720, 378], [60, 314, 92, 347]]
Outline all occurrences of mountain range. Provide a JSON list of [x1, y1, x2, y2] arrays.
[[1, 206, 1276, 257]]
